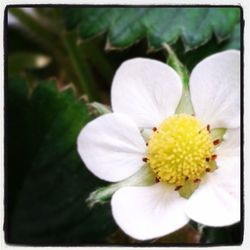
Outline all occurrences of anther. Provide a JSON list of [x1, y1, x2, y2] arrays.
[[155, 177, 160, 183], [206, 168, 211, 172], [194, 178, 200, 183], [207, 124, 210, 133], [213, 139, 221, 145], [146, 142, 148, 146], [175, 185, 182, 191], [211, 154, 217, 160], [142, 157, 148, 163], [152, 127, 157, 132], [147, 114, 215, 186]]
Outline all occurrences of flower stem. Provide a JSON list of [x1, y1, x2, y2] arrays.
[[81, 41, 114, 84], [162, 43, 189, 87], [162, 43, 195, 114], [197, 223, 205, 237], [62, 32, 100, 101], [9, 8, 64, 59]]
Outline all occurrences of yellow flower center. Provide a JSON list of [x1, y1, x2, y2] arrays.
[[147, 114, 215, 188]]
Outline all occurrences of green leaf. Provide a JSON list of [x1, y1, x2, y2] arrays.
[[6, 78, 117, 245], [223, 23, 241, 50], [63, 7, 240, 50]]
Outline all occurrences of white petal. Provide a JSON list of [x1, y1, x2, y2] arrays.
[[111, 58, 182, 128], [190, 50, 240, 129], [186, 160, 240, 227], [216, 128, 240, 158], [111, 183, 189, 240], [77, 113, 146, 182]]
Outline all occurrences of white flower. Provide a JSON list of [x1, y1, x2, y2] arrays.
[[77, 50, 240, 241]]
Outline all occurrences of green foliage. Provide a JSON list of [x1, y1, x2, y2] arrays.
[[224, 23, 241, 50], [200, 223, 242, 245], [6, 78, 117, 244], [63, 7, 240, 50]]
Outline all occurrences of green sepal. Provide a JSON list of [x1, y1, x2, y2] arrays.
[[179, 180, 199, 199], [88, 101, 112, 116], [87, 166, 155, 208], [211, 128, 226, 141], [175, 87, 195, 115]]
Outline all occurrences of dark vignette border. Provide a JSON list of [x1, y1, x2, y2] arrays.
[[3, 3, 244, 247]]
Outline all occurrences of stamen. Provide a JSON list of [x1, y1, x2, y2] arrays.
[[155, 177, 160, 183], [147, 114, 215, 187], [146, 142, 148, 146], [152, 127, 157, 132], [142, 157, 148, 163], [211, 154, 217, 160], [194, 178, 200, 183], [207, 124, 211, 133], [175, 185, 182, 191], [213, 139, 221, 145], [206, 168, 211, 172]]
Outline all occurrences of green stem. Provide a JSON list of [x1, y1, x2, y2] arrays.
[[197, 223, 205, 237], [9, 7, 70, 82], [81, 41, 114, 84], [9, 8, 63, 56], [162, 43, 195, 114], [9, 8, 50, 38], [163, 43, 189, 87], [10, 8, 100, 100], [63, 33, 100, 101]]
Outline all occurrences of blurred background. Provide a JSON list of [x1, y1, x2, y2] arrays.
[[5, 6, 242, 245]]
